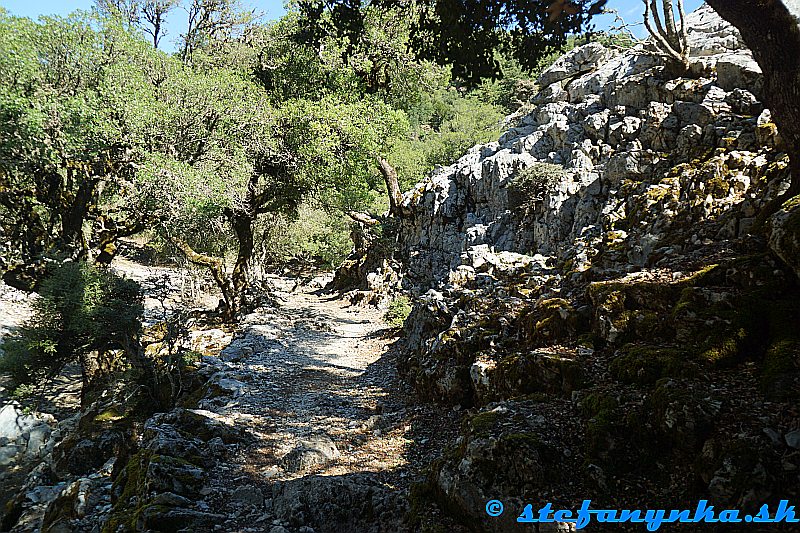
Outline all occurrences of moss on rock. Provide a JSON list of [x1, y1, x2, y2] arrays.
[[609, 344, 696, 384], [104, 450, 153, 533], [467, 411, 500, 436]]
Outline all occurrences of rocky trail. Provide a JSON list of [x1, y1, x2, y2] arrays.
[[3, 5, 800, 531], [159, 276, 459, 532], [0, 269, 463, 533]]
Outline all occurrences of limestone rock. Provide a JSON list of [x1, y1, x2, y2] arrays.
[[430, 399, 583, 533], [358, 3, 779, 296], [281, 434, 340, 473], [0, 403, 56, 467], [716, 53, 763, 95], [271, 474, 408, 532], [537, 42, 615, 87], [231, 485, 265, 508]]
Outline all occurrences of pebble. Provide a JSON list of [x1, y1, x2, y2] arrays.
[[786, 429, 800, 450]]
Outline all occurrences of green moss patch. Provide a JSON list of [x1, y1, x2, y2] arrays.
[[467, 411, 500, 436], [104, 450, 153, 533], [609, 344, 696, 384]]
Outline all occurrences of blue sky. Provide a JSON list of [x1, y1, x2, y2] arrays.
[[0, 0, 705, 52]]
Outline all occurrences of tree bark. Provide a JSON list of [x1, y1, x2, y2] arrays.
[[378, 158, 405, 216], [345, 210, 380, 226], [229, 210, 254, 318], [169, 235, 238, 321], [59, 176, 98, 257], [706, 0, 800, 216], [93, 220, 144, 265]]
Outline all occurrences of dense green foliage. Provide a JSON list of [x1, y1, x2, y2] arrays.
[[0, 0, 596, 323], [384, 295, 412, 327], [0, 262, 143, 389], [0, 2, 529, 290], [507, 162, 567, 208], [296, 0, 607, 84], [0, 11, 137, 285]]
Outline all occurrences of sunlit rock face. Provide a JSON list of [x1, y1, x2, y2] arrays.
[[394, 5, 787, 290], [786, 0, 800, 23], [392, 8, 800, 527]]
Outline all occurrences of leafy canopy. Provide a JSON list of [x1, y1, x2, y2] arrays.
[[296, 0, 607, 85]]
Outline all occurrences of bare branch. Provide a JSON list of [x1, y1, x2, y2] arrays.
[[346, 211, 380, 226], [647, 0, 667, 40], [643, 0, 687, 66], [141, 0, 178, 48], [677, 0, 689, 55], [661, 0, 680, 46]]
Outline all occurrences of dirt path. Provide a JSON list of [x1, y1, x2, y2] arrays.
[[193, 276, 456, 532], [0, 267, 458, 532]]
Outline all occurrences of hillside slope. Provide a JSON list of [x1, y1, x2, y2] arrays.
[[347, 6, 800, 531]]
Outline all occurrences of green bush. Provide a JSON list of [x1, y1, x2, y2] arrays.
[[506, 162, 566, 208], [390, 92, 504, 190], [0, 262, 143, 389], [384, 295, 412, 328], [255, 205, 354, 268]]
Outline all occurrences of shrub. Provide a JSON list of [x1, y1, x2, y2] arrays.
[[0, 262, 144, 394], [384, 295, 412, 328], [255, 205, 354, 268], [506, 162, 566, 209]]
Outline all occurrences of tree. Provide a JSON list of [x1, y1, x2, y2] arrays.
[[95, 0, 178, 48], [106, 54, 282, 320], [0, 12, 143, 288], [158, 96, 406, 320], [141, 0, 179, 47], [643, 0, 688, 73], [95, 0, 141, 23], [180, 0, 256, 64], [297, 0, 607, 85]]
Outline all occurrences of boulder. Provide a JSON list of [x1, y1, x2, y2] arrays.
[[429, 400, 584, 533], [0, 403, 56, 467], [281, 434, 340, 473], [230, 485, 265, 508], [537, 42, 615, 87], [715, 53, 763, 95], [271, 474, 408, 532]]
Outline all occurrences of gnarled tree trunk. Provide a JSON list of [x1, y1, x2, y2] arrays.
[[168, 171, 264, 322], [379, 157, 405, 217], [169, 235, 240, 321], [706, 0, 800, 216], [227, 209, 255, 319]]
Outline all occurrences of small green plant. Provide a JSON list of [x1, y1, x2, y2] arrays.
[[506, 162, 566, 208], [0, 262, 145, 402], [10, 383, 36, 401], [179, 350, 203, 368], [384, 295, 412, 328]]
